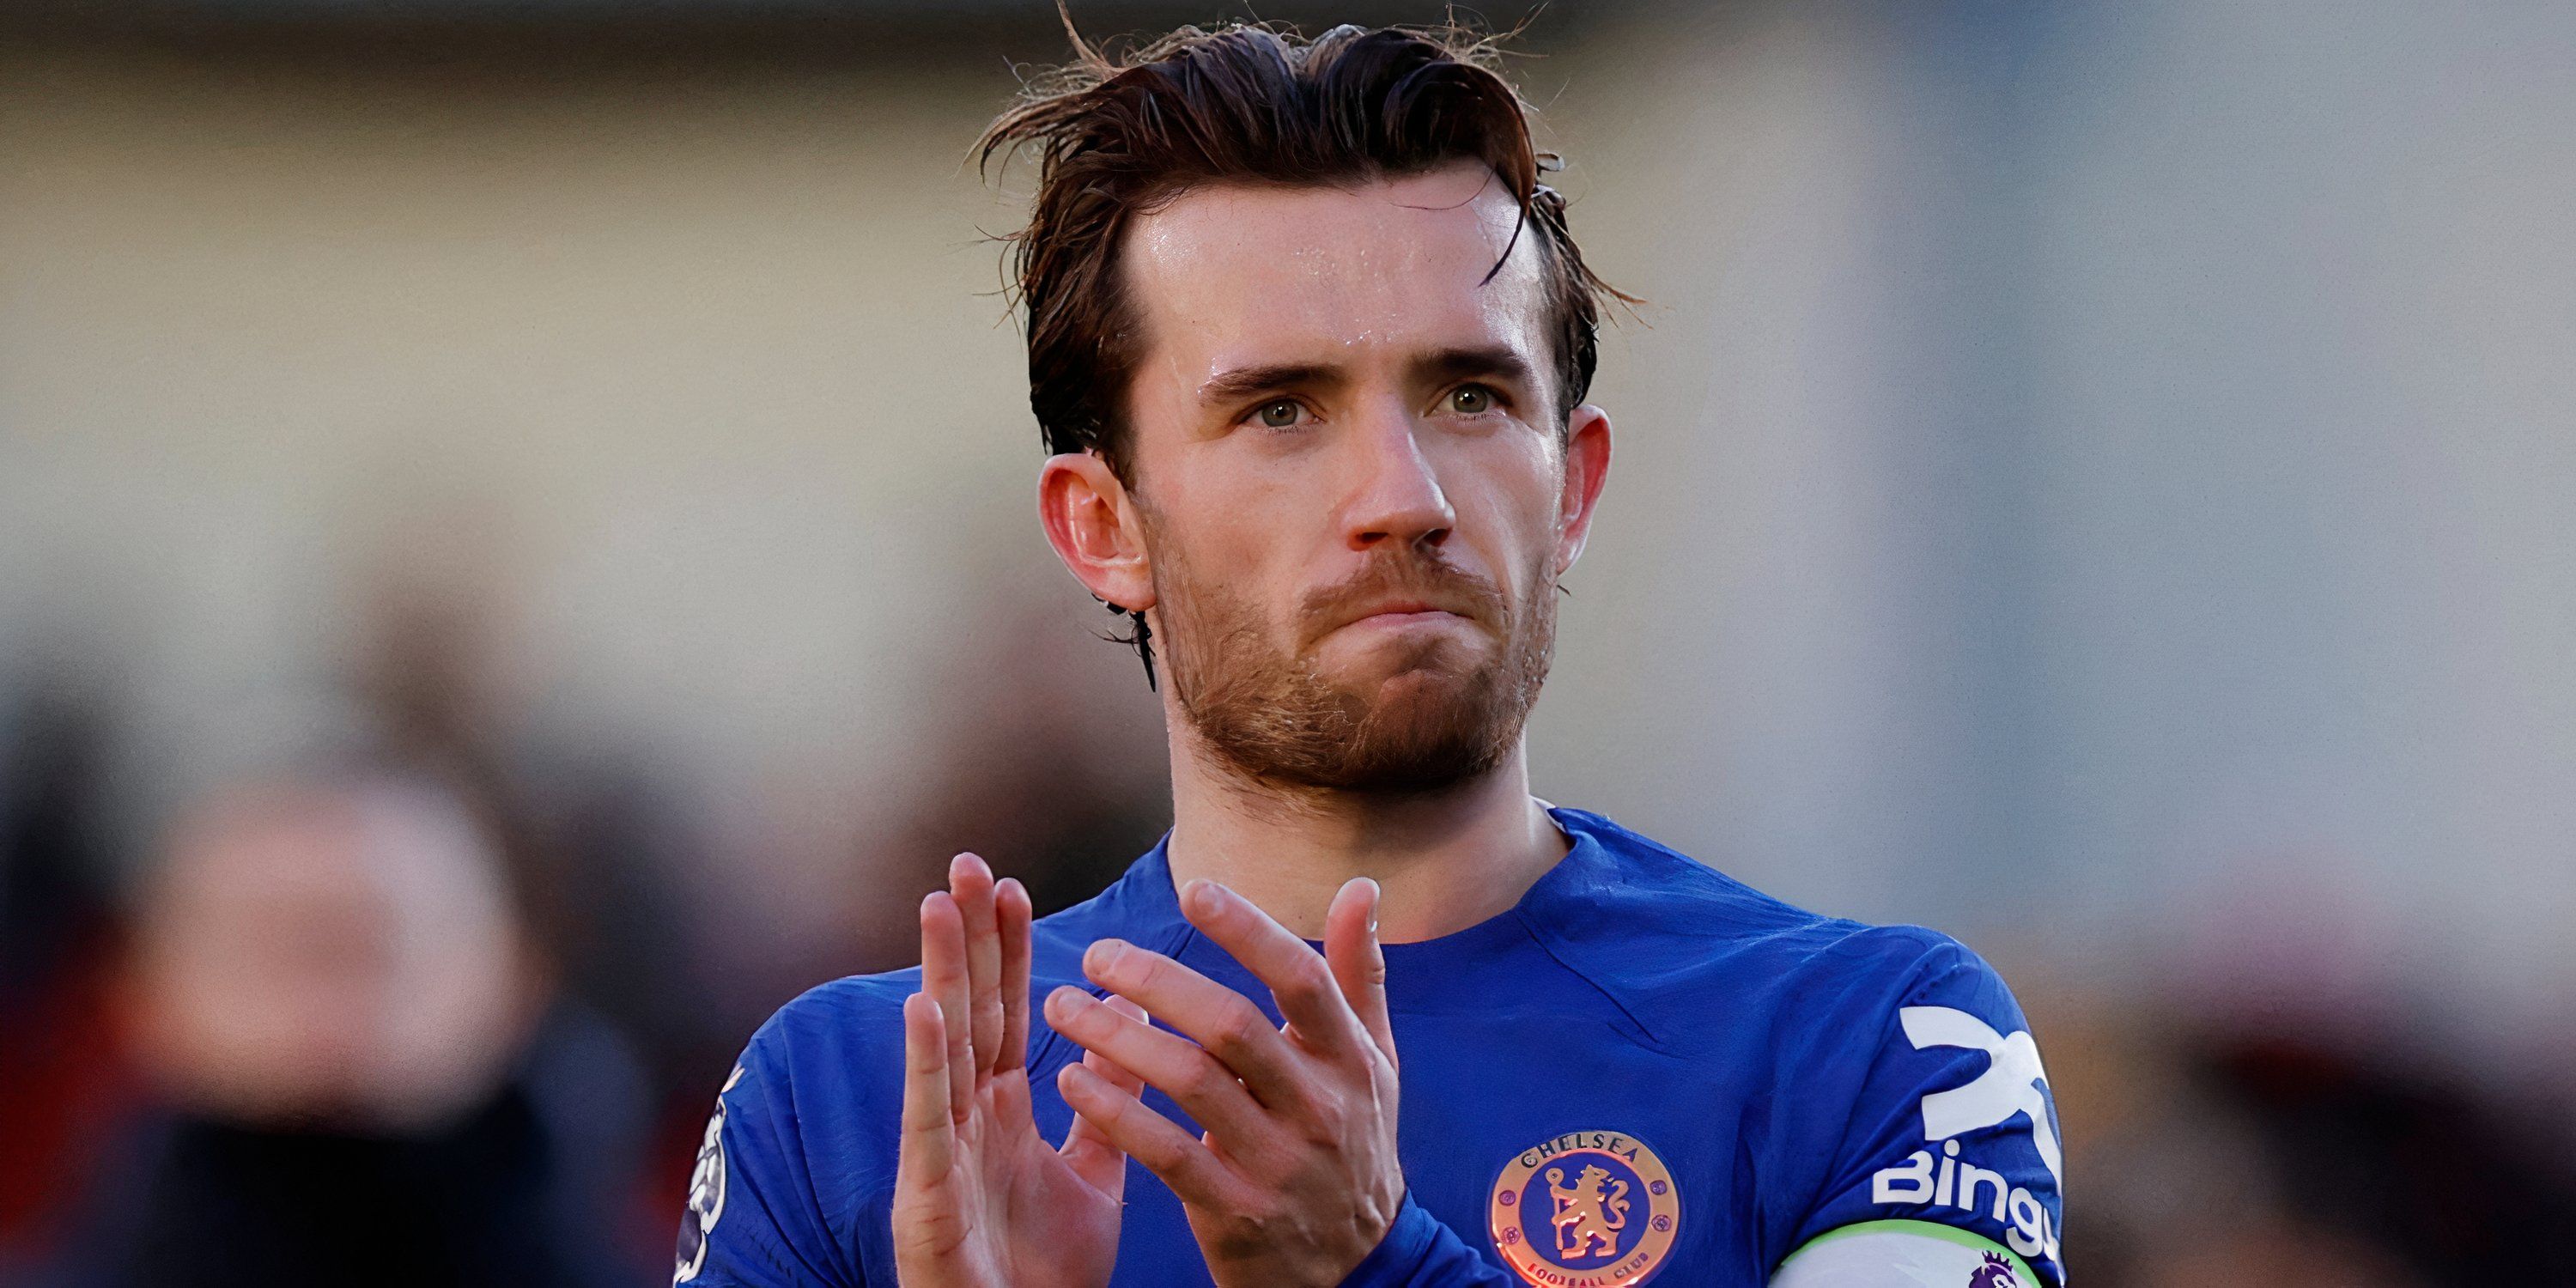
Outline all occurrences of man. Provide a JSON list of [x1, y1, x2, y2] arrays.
[[31, 760, 649, 1288], [677, 21, 2064, 1288]]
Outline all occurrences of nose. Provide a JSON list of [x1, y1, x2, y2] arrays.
[[1341, 404, 1455, 553]]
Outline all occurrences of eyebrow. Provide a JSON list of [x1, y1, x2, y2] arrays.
[[1198, 362, 1346, 407], [1413, 344, 1535, 390], [1196, 346, 1537, 408]]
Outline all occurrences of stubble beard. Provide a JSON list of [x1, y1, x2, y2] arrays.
[[1148, 522, 1558, 794]]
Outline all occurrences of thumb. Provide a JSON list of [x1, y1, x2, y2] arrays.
[[1324, 878, 1395, 1064], [895, 992, 958, 1196], [1058, 995, 1148, 1195]]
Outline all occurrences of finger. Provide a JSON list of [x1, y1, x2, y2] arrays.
[[1086, 996, 1149, 1094], [1080, 937, 1308, 1111], [920, 891, 974, 1122], [1057, 1060, 1243, 1211], [1058, 996, 1148, 1196], [1045, 985, 1269, 1142], [994, 876, 1034, 1074], [950, 853, 1005, 1076], [896, 992, 956, 1188], [1179, 880, 1370, 1057], [1324, 877, 1396, 1064]]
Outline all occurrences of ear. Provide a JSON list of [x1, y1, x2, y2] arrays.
[[1038, 452, 1157, 612], [1552, 404, 1613, 577]]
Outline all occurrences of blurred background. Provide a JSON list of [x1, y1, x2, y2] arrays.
[[2, 0, 2570, 1283]]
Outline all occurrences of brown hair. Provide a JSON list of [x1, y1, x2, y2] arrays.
[[977, 15, 1626, 485]]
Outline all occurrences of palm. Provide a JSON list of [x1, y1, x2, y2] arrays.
[[894, 856, 1145, 1288], [898, 1066, 1119, 1285]]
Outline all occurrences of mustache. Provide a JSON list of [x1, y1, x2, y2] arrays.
[[1297, 545, 1509, 637]]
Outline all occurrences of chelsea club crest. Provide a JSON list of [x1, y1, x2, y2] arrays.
[[1487, 1130, 1682, 1285]]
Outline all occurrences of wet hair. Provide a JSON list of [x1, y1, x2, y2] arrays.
[[978, 14, 1626, 685]]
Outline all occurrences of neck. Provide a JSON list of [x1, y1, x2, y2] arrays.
[[1161, 725, 1572, 942]]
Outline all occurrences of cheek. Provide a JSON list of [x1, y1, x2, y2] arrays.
[[1443, 434, 1565, 568], [1150, 468, 1302, 600]]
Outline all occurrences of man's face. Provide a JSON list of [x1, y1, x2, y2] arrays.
[[1102, 162, 1608, 792]]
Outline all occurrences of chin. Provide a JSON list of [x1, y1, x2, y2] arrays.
[[1326, 715, 1516, 792], [1324, 629, 1485, 685], [1334, 670, 1486, 742]]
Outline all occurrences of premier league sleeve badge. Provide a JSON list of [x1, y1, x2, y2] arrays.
[[674, 1064, 744, 1284], [1487, 1130, 1683, 1285]]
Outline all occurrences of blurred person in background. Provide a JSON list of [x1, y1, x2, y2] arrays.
[[0, 676, 131, 1249], [14, 742, 656, 1288], [677, 20, 2063, 1288], [2036, 982, 2576, 1288], [344, 513, 738, 1226]]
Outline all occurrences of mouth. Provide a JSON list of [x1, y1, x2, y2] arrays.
[[1340, 598, 1476, 633]]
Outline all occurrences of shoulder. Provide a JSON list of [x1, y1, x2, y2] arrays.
[[682, 846, 1172, 1287], [749, 966, 923, 1070], [725, 968, 923, 1194], [679, 967, 926, 1286], [1543, 815, 2063, 1280], [1545, 805, 1863, 946], [1535, 809, 1999, 989], [1540, 809, 2010, 1044]]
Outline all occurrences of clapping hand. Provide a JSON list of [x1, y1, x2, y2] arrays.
[[892, 854, 1149, 1288], [1043, 877, 1404, 1288]]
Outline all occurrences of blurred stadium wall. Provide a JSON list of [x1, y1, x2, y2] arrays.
[[2, 1, 2571, 1281]]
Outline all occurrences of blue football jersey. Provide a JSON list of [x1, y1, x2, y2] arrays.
[[675, 806, 2065, 1287]]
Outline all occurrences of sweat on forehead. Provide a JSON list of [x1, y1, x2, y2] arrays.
[[1118, 167, 1555, 404]]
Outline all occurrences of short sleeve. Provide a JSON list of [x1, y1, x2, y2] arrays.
[[674, 1025, 859, 1287], [1772, 932, 2065, 1286]]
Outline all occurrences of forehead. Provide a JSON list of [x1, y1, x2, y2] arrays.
[[1121, 163, 1552, 389]]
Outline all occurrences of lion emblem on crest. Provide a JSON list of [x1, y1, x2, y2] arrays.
[[1489, 1130, 1681, 1285], [1545, 1163, 1631, 1260]]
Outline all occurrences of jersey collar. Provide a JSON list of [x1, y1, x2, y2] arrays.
[[1090, 805, 1625, 1012]]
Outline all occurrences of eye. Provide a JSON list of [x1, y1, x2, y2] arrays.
[[1254, 398, 1308, 429], [1447, 384, 1498, 415]]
